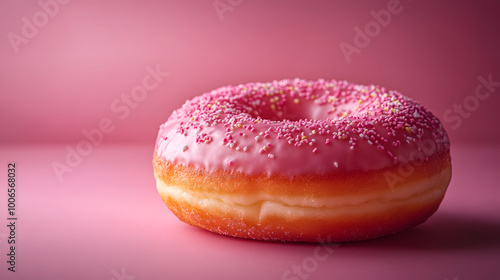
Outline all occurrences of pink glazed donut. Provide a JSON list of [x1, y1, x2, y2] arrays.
[[153, 78, 451, 242]]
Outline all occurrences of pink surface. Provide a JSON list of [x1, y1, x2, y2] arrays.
[[0, 144, 499, 279], [1, 0, 500, 144]]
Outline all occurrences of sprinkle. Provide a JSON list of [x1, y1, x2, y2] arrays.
[[333, 161, 339, 168], [312, 148, 318, 153], [268, 153, 275, 159], [227, 160, 234, 166], [182, 145, 188, 152]]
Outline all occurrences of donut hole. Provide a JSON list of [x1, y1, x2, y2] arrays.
[[250, 98, 361, 122]]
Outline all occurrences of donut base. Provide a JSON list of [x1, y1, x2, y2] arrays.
[[153, 153, 451, 242]]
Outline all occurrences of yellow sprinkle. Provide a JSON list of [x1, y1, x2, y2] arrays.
[[371, 93, 376, 97], [310, 95, 315, 100], [354, 106, 359, 110], [384, 107, 388, 111], [301, 136, 307, 140], [262, 146, 267, 151], [289, 86, 294, 90], [270, 104, 276, 110], [279, 90, 284, 94], [312, 130, 316, 134], [294, 98, 300, 104], [391, 108, 396, 113], [206, 104, 212, 108], [190, 117, 194, 121], [357, 99, 363, 104], [237, 124, 242, 128], [330, 107, 336, 112], [405, 127, 412, 132]]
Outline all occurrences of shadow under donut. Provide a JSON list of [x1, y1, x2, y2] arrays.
[[344, 211, 500, 251]]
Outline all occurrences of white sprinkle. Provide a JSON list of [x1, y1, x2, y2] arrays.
[[255, 136, 261, 141], [243, 146, 248, 152], [333, 162, 339, 168], [268, 153, 275, 159]]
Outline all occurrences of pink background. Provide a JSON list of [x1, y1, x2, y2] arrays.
[[1, 0, 500, 279], [1, 0, 499, 144]]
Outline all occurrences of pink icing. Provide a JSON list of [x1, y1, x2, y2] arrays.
[[155, 78, 450, 176]]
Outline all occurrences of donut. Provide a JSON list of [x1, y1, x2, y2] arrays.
[[153, 78, 451, 242]]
